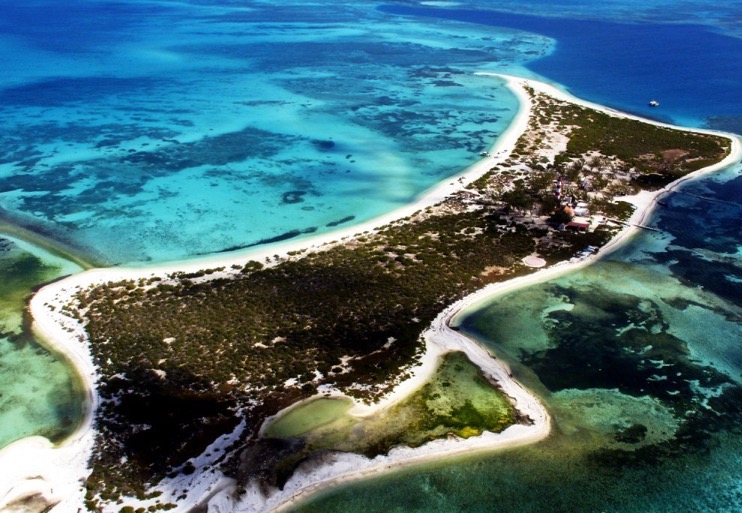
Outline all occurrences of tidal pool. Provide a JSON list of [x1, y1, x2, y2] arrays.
[[259, 351, 517, 484], [264, 398, 354, 439], [0, 236, 85, 448]]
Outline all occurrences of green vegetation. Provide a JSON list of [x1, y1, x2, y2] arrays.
[[248, 352, 517, 488], [79, 207, 542, 507], [68, 90, 730, 510], [562, 107, 729, 177]]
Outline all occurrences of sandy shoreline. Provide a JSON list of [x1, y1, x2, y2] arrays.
[[250, 126, 740, 513], [0, 74, 739, 513], [243, 272, 552, 513], [0, 73, 532, 513]]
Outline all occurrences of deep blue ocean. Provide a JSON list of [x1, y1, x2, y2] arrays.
[[380, 4, 742, 131], [0, 1, 739, 511]]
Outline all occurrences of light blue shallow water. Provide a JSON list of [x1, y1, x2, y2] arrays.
[[0, 0, 544, 264], [295, 159, 742, 513], [0, 2, 740, 511]]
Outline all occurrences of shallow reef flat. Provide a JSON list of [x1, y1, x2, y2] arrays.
[[0, 1, 550, 264]]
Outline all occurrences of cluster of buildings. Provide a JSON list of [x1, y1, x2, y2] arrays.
[[555, 176, 592, 231]]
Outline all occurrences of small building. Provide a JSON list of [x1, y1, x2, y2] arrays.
[[566, 221, 589, 231]]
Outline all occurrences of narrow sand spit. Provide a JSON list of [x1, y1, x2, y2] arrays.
[[216, 282, 552, 513], [0, 74, 739, 513]]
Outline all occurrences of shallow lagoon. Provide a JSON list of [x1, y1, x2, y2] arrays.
[[0, 0, 543, 265], [264, 352, 516, 458], [292, 164, 742, 512], [0, 236, 84, 448]]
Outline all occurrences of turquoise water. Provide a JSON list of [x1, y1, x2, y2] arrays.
[[3, 0, 738, 265], [0, 1, 739, 511], [381, 4, 742, 131], [294, 165, 742, 513], [0, 0, 541, 264]]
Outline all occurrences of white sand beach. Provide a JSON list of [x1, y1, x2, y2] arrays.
[[0, 74, 738, 513]]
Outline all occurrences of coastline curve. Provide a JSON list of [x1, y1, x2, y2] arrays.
[[0, 74, 738, 513]]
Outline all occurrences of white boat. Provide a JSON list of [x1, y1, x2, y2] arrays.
[[649, 100, 660, 107]]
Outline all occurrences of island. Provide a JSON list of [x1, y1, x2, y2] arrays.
[[0, 76, 736, 513]]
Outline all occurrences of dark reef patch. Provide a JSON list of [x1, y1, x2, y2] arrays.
[[0, 77, 168, 107], [0, 126, 299, 227], [248, 227, 318, 247], [326, 216, 355, 227], [614, 423, 648, 444], [311, 139, 335, 151], [705, 115, 742, 135], [282, 190, 307, 204], [209, 227, 319, 254], [518, 283, 731, 402], [432, 80, 463, 87]]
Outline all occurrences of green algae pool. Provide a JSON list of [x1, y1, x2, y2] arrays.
[[264, 398, 354, 439], [264, 351, 517, 459]]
